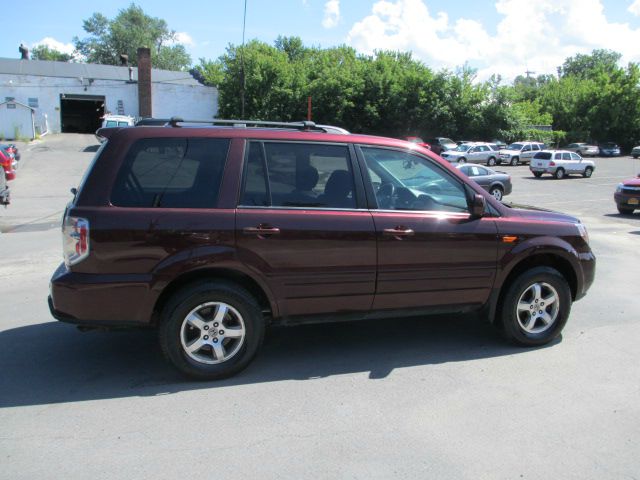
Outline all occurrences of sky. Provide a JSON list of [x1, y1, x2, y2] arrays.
[[3, 0, 640, 81]]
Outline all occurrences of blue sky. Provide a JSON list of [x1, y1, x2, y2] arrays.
[[3, 0, 640, 80]]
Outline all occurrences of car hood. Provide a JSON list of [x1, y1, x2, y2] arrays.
[[622, 177, 640, 187], [499, 149, 520, 155], [502, 202, 579, 224], [441, 150, 465, 156]]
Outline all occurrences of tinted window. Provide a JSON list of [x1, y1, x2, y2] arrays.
[[105, 120, 117, 127], [111, 138, 229, 208], [534, 152, 552, 160], [475, 166, 489, 175], [240, 142, 356, 209], [362, 147, 468, 213], [570, 153, 581, 160]]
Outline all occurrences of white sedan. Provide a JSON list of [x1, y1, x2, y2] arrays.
[[530, 150, 596, 179]]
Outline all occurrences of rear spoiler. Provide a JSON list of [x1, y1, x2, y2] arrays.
[[95, 127, 122, 141]]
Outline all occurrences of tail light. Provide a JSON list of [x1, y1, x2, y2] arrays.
[[549, 161, 555, 166], [63, 216, 90, 266]]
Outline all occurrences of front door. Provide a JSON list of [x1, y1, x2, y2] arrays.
[[236, 141, 376, 318], [358, 146, 498, 311]]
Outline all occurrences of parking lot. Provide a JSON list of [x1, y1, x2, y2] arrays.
[[1, 134, 639, 479]]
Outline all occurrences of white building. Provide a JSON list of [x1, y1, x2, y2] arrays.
[[0, 57, 218, 138]]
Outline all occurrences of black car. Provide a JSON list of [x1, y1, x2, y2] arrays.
[[0, 165, 10, 206], [456, 164, 512, 201]]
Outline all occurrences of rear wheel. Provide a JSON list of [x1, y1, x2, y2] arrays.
[[617, 206, 635, 215], [554, 168, 565, 179], [490, 185, 503, 201], [458, 157, 467, 164], [533, 172, 543, 178], [499, 267, 571, 346], [487, 157, 496, 166], [583, 167, 593, 178], [159, 281, 265, 380], [510, 156, 519, 166]]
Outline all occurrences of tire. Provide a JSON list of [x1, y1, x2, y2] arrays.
[[490, 185, 503, 201], [499, 266, 571, 346], [458, 157, 467, 164], [554, 168, 565, 179], [159, 281, 265, 380], [509, 156, 519, 166], [617, 206, 635, 215], [487, 157, 496, 166], [633, 155, 638, 159], [583, 167, 593, 178], [533, 172, 543, 178]]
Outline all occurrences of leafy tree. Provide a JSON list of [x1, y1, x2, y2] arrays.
[[31, 45, 73, 62], [561, 49, 622, 79], [74, 3, 191, 70]]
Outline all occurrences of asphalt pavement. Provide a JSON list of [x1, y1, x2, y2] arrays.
[[1, 135, 639, 480]]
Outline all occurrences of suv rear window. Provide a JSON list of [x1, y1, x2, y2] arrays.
[[111, 137, 229, 208], [533, 152, 552, 160], [240, 142, 356, 209]]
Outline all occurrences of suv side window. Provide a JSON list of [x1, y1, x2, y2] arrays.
[[522, 145, 531, 152], [111, 138, 229, 208], [361, 147, 469, 213], [240, 142, 356, 209], [570, 153, 581, 160]]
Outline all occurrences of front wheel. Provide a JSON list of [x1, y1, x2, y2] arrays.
[[487, 157, 496, 166], [510, 156, 519, 166], [499, 267, 571, 346], [159, 281, 265, 380], [583, 167, 593, 178], [490, 185, 503, 201]]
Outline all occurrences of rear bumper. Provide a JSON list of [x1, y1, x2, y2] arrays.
[[49, 262, 157, 327]]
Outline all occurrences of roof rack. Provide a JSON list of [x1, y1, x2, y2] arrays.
[[167, 117, 347, 133]]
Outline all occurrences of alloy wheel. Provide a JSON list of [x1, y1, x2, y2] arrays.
[[516, 282, 560, 334]]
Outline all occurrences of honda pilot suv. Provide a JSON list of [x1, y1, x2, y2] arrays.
[[49, 119, 595, 379]]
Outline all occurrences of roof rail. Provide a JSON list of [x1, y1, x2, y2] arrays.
[[166, 117, 346, 133]]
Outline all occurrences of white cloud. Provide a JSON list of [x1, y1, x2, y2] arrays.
[[628, 0, 640, 16], [347, 0, 640, 81], [322, 0, 340, 29], [32, 37, 75, 55], [174, 32, 195, 46]]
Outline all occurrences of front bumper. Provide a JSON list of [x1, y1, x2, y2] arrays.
[[614, 192, 640, 209]]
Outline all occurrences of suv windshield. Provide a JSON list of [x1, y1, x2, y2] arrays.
[[507, 143, 524, 150], [454, 144, 472, 152]]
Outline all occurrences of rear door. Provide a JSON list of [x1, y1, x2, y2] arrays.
[[358, 146, 498, 311], [235, 141, 376, 318]]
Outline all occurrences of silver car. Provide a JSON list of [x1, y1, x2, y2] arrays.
[[565, 143, 599, 157], [530, 150, 596, 179], [441, 142, 500, 166], [456, 164, 512, 200], [498, 141, 545, 166]]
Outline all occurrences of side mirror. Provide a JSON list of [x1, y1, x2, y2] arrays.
[[470, 194, 486, 218]]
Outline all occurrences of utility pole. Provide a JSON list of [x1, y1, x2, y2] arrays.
[[240, 0, 248, 118]]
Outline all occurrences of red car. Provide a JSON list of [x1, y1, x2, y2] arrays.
[[0, 148, 16, 181], [615, 174, 640, 214], [405, 136, 431, 150]]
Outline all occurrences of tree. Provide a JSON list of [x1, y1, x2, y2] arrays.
[[31, 45, 73, 62], [74, 3, 191, 70], [561, 49, 622, 79]]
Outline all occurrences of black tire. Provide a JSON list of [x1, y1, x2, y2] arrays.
[[533, 172, 543, 178], [617, 206, 635, 215], [159, 281, 265, 380], [458, 157, 467, 164], [554, 168, 565, 179], [487, 157, 496, 166], [583, 167, 593, 178], [499, 266, 571, 346], [509, 156, 519, 166], [489, 185, 503, 201]]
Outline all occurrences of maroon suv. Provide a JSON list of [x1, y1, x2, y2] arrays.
[[49, 120, 595, 379]]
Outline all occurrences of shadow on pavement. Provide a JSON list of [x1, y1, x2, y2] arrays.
[[82, 145, 100, 152], [0, 315, 552, 408]]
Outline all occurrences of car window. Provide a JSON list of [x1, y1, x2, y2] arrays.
[[533, 144, 541, 151], [361, 147, 469, 213], [117, 121, 130, 127], [522, 145, 531, 152], [507, 143, 523, 150], [240, 142, 356, 209], [105, 120, 118, 127], [459, 165, 470, 176], [570, 153, 581, 160], [555, 153, 562, 160], [562, 153, 572, 160], [568, 144, 576, 148], [475, 166, 489, 175], [534, 152, 551, 160], [111, 138, 229, 208], [469, 166, 482, 176]]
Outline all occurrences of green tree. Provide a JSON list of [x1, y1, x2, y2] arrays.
[[74, 3, 191, 70], [561, 49, 622, 79], [31, 45, 73, 62]]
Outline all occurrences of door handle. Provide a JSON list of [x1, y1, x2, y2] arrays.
[[383, 227, 414, 238], [243, 225, 281, 236]]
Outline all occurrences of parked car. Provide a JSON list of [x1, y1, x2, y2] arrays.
[[405, 136, 431, 149], [565, 143, 599, 157], [426, 137, 458, 155], [0, 147, 16, 181], [49, 119, 595, 379], [631, 145, 640, 159], [614, 174, 640, 214], [599, 142, 620, 157], [95, 115, 135, 142], [530, 150, 595, 179], [0, 164, 10, 206], [456, 164, 512, 201], [441, 142, 499, 166], [3, 143, 20, 161], [491, 139, 507, 150], [498, 141, 545, 165]]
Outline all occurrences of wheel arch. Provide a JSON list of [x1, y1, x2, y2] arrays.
[[152, 268, 276, 325]]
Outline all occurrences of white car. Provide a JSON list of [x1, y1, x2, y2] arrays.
[[499, 141, 545, 166], [440, 142, 499, 166], [631, 145, 640, 159], [530, 150, 596, 179], [95, 115, 135, 143]]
